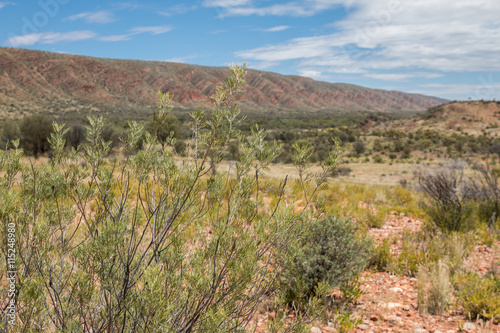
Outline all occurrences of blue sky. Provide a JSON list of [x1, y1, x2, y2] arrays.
[[1, 0, 499, 100]]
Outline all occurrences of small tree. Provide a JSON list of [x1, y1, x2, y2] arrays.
[[353, 140, 365, 154], [65, 123, 86, 149], [147, 112, 181, 148], [1, 121, 21, 148], [19, 114, 53, 157]]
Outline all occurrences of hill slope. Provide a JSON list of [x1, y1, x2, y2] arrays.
[[376, 101, 500, 136], [0, 47, 448, 118]]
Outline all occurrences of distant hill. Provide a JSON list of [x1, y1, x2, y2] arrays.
[[0, 47, 448, 119], [375, 101, 500, 136]]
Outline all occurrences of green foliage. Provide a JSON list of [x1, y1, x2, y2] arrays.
[[19, 114, 53, 157], [353, 140, 365, 154], [335, 311, 363, 333], [453, 273, 500, 320], [392, 233, 427, 277], [0, 120, 21, 147], [393, 231, 473, 277], [362, 209, 387, 229], [0, 63, 349, 332], [369, 239, 393, 272], [373, 155, 384, 163], [280, 215, 373, 299], [65, 122, 86, 149], [339, 276, 365, 305]]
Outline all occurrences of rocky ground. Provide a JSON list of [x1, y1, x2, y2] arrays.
[[251, 212, 500, 333]]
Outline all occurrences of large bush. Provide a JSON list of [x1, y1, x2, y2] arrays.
[[281, 215, 373, 299], [19, 114, 53, 157]]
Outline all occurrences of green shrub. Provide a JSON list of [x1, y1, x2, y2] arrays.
[[281, 215, 373, 299], [453, 273, 500, 320], [393, 231, 472, 277], [392, 233, 426, 277], [19, 114, 53, 157], [373, 155, 384, 163], [339, 276, 365, 305], [363, 209, 386, 229], [369, 238, 392, 272], [1, 120, 21, 147], [353, 140, 365, 154]]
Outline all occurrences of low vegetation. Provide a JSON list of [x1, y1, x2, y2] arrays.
[[1, 64, 499, 332]]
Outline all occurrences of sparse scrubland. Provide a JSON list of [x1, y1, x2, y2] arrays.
[[1, 65, 499, 332]]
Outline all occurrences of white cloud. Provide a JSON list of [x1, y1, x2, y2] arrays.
[[264, 25, 290, 32], [67, 10, 116, 24], [0, 2, 14, 10], [165, 55, 200, 63], [98, 34, 132, 42], [298, 69, 324, 79], [209, 0, 345, 17], [98, 26, 172, 42], [203, 0, 252, 8], [4, 24, 171, 46], [130, 26, 171, 35], [210, 29, 228, 34], [158, 4, 197, 16], [5, 31, 96, 47], [365, 72, 444, 81], [236, 0, 500, 78], [246, 61, 281, 70], [410, 82, 500, 100]]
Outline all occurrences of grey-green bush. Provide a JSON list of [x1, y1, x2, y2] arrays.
[[281, 215, 373, 300]]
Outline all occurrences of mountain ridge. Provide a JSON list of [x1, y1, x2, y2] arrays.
[[0, 47, 448, 118]]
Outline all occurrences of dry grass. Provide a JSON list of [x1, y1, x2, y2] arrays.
[[417, 260, 451, 315]]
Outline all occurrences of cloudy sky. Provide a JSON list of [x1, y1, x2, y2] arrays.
[[1, 0, 499, 100]]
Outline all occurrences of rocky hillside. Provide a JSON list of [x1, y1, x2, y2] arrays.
[[376, 101, 500, 136], [0, 47, 448, 118]]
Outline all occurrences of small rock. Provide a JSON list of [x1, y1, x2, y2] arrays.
[[386, 302, 402, 309], [412, 328, 428, 333], [446, 331, 455, 333], [434, 331, 443, 333], [322, 327, 337, 333], [268, 312, 275, 320], [462, 322, 476, 331], [311, 327, 322, 333], [402, 305, 411, 311], [370, 314, 378, 321], [390, 287, 403, 293], [358, 324, 369, 331], [387, 315, 402, 323]]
